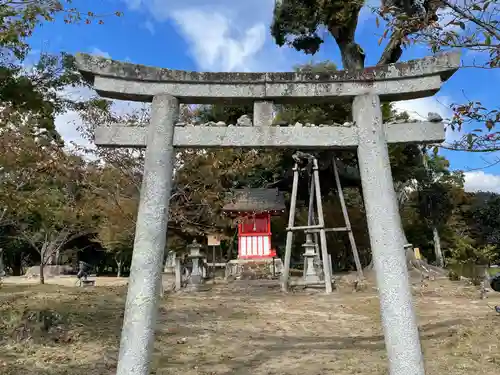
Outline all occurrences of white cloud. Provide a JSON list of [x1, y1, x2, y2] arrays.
[[54, 47, 146, 151], [121, 0, 290, 72], [393, 96, 453, 121], [55, 50, 109, 150], [464, 171, 500, 193], [171, 9, 266, 71], [54, 86, 96, 152]]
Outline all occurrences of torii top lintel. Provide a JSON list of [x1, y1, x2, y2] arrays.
[[75, 51, 460, 104]]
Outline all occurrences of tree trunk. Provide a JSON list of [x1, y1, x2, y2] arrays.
[[0, 248, 5, 277], [55, 249, 60, 265], [39, 244, 49, 284], [117, 261, 122, 277], [39, 262, 45, 284], [12, 252, 22, 276], [115, 252, 123, 277], [432, 226, 444, 268]]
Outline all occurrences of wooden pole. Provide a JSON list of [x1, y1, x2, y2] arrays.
[[333, 157, 364, 280], [281, 164, 299, 292], [312, 159, 333, 294], [212, 245, 216, 282], [305, 176, 316, 277]]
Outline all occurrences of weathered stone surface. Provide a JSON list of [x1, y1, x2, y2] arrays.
[[236, 114, 252, 126], [76, 52, 459, 84], [114, 94, 177, 375], [75, 52, 461, 103], [427, 112, 443, 122], [94, 121, 445, 149], [186, 240, 204, 286], [225, 259, 283, 280], [354, 93, 425, 375], [302, 235, 322, 284], [387, 118, 419, 124], [253, 101, 273, 127]]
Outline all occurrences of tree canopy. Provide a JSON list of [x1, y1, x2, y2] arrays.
[[271, 0, 500, 155]]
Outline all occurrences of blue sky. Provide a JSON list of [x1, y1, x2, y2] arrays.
[[26, 0, 500, 193]]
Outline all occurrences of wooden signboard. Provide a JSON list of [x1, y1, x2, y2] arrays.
[[207, 234, 221, 246], [414, 247, 422, 260]]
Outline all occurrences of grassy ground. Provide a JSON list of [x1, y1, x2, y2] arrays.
[[0, 276, 499, 375]]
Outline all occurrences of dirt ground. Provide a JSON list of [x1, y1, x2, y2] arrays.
[[1, 275, 499, 375]]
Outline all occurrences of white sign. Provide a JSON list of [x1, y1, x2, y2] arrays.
[[207, 234, 221, 246]]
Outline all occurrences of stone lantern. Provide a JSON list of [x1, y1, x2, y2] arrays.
[[187, 240, 204, 286], [303, 234, 321, 283]]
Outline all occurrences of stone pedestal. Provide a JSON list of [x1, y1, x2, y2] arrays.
[[225, 258, 283, 280], [163, 250, 176, 274], [187, 240, 204, 288], [303, 235, 321, 283]]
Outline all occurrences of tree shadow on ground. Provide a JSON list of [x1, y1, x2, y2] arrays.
[[153, 317, 470, 374], [226, 318, 470, 374]]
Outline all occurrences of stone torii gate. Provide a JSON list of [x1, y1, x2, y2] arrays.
[[75, 51, 460, 375]]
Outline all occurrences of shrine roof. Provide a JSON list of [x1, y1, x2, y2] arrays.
[[222, 188, 286, 213]]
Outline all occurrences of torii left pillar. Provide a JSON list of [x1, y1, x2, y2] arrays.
[[115, 94, 177, 375]]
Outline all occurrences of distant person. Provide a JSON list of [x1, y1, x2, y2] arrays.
[[77, 261, 91, 281]]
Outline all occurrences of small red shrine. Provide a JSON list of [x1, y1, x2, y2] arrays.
[[222, 188, 285, 259]]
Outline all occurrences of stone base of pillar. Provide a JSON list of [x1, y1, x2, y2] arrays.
[[225, 258, 283, 280]]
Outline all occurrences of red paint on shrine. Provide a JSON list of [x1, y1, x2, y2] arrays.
[[237, 213, 278, 259]]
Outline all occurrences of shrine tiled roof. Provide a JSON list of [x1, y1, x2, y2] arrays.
[[222, 188, 286, 213]]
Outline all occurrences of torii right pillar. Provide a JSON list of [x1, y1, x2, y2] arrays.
[[354, 93, 425, 375]]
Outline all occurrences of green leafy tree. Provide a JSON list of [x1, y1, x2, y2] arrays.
[[1, 0, 122, 141], [413, 153, 464, 266], [0, 127, 97, 283], [271, 0, 499, 163], [1, 0, 122, 60], [377, 0, 500, 154], [86, 176, 138, 276], [271, 0, 441, 70], [469, 192, 500, 248], [1, 52, 89, 142]]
